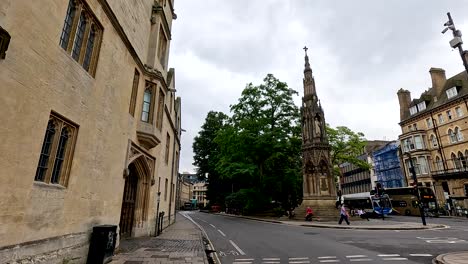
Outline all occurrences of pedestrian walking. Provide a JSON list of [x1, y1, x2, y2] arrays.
[[338, 204, 350, 225]]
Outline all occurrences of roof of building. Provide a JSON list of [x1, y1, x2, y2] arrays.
[[402, 70, 468, 123]]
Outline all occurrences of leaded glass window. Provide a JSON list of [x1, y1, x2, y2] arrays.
[[35, 120, 56, 181], [72, 13, 87, 61], [83, 25, 96, 71], [51, 128, 69, 184], [59, 0, 77, 50], [34, 114, 78, 187], [58, 0, 102, 76], [142, 88, 152, 122]]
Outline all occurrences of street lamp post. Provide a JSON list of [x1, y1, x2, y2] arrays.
[[442, 12, 468, 77], [404, 153, 427, 226], [155, 191, 161, 236]]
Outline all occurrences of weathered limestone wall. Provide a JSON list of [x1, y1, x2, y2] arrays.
[[107, 0, 152, 64], [1, 0, 179, 261], [0, 0, 137, 247], [0, 233, 89, 264]]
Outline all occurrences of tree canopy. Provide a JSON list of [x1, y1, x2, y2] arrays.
[[192, 74, 368, 215], [192, 111, 230, 205], [326, 125, 369, 180]]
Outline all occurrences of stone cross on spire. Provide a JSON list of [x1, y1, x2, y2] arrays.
[[303, 46, 312, 73]]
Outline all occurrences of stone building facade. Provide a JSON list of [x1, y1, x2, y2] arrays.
[[176, 174, 193, 210], [193, 181, 208, 208], [0, 0, 181, 263], [397, 67, 468, 211]]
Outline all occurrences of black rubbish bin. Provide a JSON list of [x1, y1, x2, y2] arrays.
[[86, 225, 117, 264]]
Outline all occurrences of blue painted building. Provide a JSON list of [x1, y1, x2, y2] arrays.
[[373, 141, 407, 188]]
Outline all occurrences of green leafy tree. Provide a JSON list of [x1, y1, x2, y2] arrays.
[[326, 125, 369, 181], [215, 74, 303, 213], [192, 111, 230, 205]]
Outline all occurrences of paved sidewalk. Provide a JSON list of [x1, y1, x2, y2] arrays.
[[111, 214, 208, 264], [218, 213, 448, 230], [433, 251, 468, 264]]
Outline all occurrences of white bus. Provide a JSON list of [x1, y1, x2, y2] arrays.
[[342, 192, 393, 216]]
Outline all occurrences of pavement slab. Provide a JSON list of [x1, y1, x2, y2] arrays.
[[111, 214, 208, 264], [433, 251, 468, 264]]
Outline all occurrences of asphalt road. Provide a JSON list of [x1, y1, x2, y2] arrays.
[[182, 211, 468, 264]]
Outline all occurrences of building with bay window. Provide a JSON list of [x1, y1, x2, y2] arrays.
[[397, 66, 468, 211]]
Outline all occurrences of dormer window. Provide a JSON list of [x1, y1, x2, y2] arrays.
[[409, 106, 418, 115], [417, 101, 426, 111], [446, 87, 458, 99]]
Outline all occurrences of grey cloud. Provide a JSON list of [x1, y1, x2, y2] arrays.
[[171, 1, 468, 173]]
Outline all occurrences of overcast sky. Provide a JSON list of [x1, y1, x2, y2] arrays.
[[169, 1, 468, 174]]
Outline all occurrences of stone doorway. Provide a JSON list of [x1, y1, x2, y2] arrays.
[[119, 163, 138, 238]]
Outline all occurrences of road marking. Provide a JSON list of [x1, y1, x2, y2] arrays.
[[289, 257, 309, 260], [217, 229, 226, 236], [382, 258, 408, 261], [318, 256, 337, 259], [378, 254, 400, 257], [409, 254, 432, 257], [416, 236, 467, 243], [289, 261, 310, 264], [233, 262, 252, 264], [263, 258, 280, 260], [346, 255, 367, 258], [229, 240, 246, 255], [235, 259, 254, 261], [210, 224, 216, 228], [180, 212, 221, 264], [319, 260, 340, 263], [350, 259, 372, 262], [262, 262, 280, 264]]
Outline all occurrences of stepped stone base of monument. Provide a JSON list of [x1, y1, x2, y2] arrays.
[[295, 198, 339, 221]]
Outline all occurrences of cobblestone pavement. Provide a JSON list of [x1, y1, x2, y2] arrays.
[[111, 214, 208, 264]]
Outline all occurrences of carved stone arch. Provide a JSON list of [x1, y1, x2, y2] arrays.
[[128, 153, 144, 165], [120, 141, 156, 237], [131, 155, 152, 183], [305, 159, 315, 173], [319, 159, 328, 174]]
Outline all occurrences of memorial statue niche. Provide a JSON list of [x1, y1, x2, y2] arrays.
[[305, 161, 315, 174], [319, 160, 328, 174], [314, 116, 322, 138]]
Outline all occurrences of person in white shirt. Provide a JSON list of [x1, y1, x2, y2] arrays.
[[338, 204, 350, 225]]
